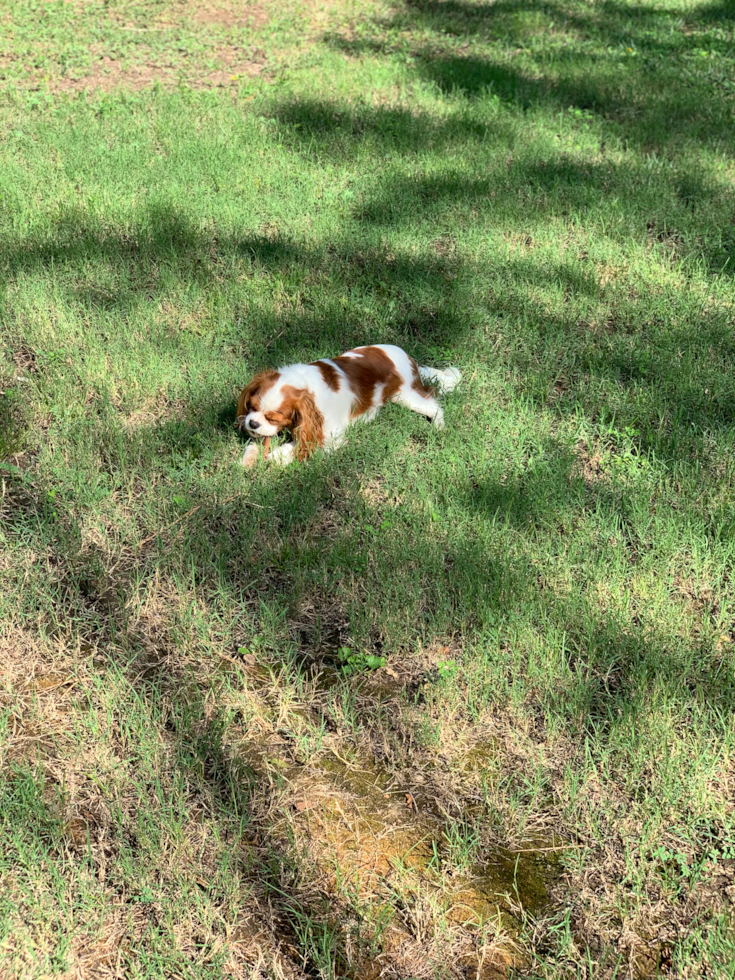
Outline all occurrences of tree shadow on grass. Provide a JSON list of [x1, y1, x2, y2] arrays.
[[4, 199, 734, 512], [246, 97, 735, 467], [455, 444, 735, 719], [330, 0, 735, 156], [272, 95, 734, 273], [0, 203, 472, 375], [5, 400, 734, 972]]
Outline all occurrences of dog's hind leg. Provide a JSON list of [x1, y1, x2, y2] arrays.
[[391, 385, 445, 428], [418, 365, 462, 394]]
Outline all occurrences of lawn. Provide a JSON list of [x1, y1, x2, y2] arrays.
[[1, 0, 735, 977]]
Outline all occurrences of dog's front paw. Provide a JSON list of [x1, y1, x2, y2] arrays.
[[241, 443, 260, 469], [270, 442, 295, 466]]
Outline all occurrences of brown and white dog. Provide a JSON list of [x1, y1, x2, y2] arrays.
[[236, 344, 461, 466]]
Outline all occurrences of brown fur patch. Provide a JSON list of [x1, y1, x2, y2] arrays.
[[312, 360, 341, 391], [236, 370, 280, 428], [333, 346, 403, 418], [409, 357, 435, 398], [264, 409, 291, 428], [279, 385, 325, 460], [382, 371, 403, 404]]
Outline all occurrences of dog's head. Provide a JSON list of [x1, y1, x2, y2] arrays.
[[236, 373, 324, 459], [236, 370, 283, 438]]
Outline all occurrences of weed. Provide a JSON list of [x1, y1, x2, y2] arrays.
[[337, 646, 387, 675]]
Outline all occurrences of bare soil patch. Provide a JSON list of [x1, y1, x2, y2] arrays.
[[192, 1, 269, 29], [47, 49, 265, 94]]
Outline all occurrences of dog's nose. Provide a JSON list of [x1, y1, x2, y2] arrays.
[[248, 418, 260, 430]]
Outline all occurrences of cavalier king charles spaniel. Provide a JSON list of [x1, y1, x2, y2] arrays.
[[236, 344, 461, 467]]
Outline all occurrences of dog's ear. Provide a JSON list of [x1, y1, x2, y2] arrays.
[[291, 389, 325, 461], [235, 386, 250, 428]]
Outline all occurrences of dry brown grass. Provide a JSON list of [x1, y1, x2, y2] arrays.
[[0, 588, 567, 978], [3, 515, 733, 979]]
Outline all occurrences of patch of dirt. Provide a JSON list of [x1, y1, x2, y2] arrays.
[[264, 738, 560, 950], [48, 58, 172, 94], [209, 635, 568, 977], [2, 0, 338, 93], [193, 45, 267, 89], [121, 392, 178, 433], [12, 344, 38, 374], [48, 48, 265, 94], [572, 439, 606, 485], [191, 1, 269, 29]]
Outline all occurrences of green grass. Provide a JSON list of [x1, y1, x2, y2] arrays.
[[2, 0, 735, 977]]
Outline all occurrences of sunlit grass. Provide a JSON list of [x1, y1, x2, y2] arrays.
[[1, 0, 735, 976]]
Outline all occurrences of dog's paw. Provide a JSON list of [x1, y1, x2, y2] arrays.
[[241, 443, 260, 469]]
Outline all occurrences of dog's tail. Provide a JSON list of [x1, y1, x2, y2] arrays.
[[418, 365, 462, 394]]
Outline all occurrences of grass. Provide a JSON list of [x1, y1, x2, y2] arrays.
[[1, 0, 735, 976]]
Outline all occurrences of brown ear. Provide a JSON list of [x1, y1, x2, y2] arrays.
[[291, 389, 325, 461], [235, 387, 249, 428]]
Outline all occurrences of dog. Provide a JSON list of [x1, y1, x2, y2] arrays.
[[236, 344, 461, 467]]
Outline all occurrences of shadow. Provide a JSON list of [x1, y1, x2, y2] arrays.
[[274, 96, 498, 157], [0, 402, 25, 463], [3, 197, 733, 497], [0, 204, 472, 375], [272, 96, 734, 271], [697, 0, 735, 23], [3, 193, 732, 587], [244, 92, 735, 470], [325, 0, 735, 156], [4, 1, 735, 961], [4, 357, 735, 971]]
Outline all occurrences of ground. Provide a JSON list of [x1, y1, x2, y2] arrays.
[[1, 0, 735, 977]]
